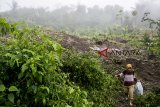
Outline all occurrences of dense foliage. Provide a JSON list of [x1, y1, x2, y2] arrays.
[[0, 17, 122, 107], [134, 87, 160, 107], [1, 11, 159, 106], [61, 51, 121, 107], [0, 18, 93, 106], [0, 18, 17, 36]]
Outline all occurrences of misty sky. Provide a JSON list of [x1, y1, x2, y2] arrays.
[[0, 0, 140, 11], [0, 0, 158, 12]]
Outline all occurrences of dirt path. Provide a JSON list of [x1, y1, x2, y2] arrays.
[[51, 32, 160, 90], [50, 32, 160, 107]]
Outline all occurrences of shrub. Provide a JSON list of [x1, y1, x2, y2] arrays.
[[0, 18, 92, 107], [134, 86, 160, 107], [61, 50, 121, 107]]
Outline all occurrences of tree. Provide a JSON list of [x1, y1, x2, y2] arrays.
[[116, 9, 124, 26], [11, 0, 18, 12], [142, 13, 160, 58]]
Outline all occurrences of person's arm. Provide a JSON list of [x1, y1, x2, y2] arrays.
[[133, 72, 137, 83], [116, 72, 124, 77]]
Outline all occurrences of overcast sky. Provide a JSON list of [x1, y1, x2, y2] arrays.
[[0, 0, 154, 12]]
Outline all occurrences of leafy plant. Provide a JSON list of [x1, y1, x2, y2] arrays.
[[0, 18, 92, 107], [0, 18, 17, 36], [134, 86, 160, 107], [61, 50, 121, 107], [142, 13, 160, 58]]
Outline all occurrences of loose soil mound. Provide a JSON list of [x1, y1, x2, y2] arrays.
[[50, 31, 160, 107], [60, 34, 91, 52], [51, 32, 160, 90]]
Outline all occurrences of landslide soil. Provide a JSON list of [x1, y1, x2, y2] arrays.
[[50, 32, 160, 107]]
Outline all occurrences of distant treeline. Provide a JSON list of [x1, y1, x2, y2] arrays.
[[1, 0, 160, 30]]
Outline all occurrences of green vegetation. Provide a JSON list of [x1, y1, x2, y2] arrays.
[[134, 87, 160, 107], [141, 13, 160, 58], [0, 18, 121, 106], [0, 17, 17, 36], [62, 51, 121, 107], [0, 18, 92, 106], [0, 5, 160, 106]]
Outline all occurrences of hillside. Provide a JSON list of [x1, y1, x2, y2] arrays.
[[50, 31, 160, 107], [0, 17, 160, 107]]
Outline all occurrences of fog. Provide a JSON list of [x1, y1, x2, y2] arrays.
[[0, 0, 139, 11], [0, 0, 160, 30]]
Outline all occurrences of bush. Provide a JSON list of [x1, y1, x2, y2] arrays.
[[134, 87, 160, 107], [61, 50, 121, 107], [0, 18, 92, 107], [0, 17, 17, 36]]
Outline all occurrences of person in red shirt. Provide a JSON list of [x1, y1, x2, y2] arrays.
[[116, 64, 137, 106]]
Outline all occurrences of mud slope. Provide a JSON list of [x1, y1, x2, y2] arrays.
[[60, 34, 92, 52], [50, 32, 160, 107], [51, 32, 160, 89]]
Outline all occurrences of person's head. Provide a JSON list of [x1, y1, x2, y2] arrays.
[[126, 64, 132, 70]]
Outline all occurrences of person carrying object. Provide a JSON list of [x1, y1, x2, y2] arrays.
[[116, 64, 137, 106]]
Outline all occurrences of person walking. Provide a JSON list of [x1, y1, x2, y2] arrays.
[[116, 64, 137, 106]]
